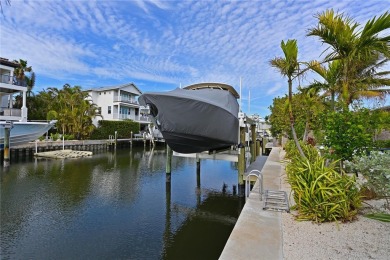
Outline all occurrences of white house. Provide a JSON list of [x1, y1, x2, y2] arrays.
[[85, 83, 150, 127], [0, 58, 28, 122]]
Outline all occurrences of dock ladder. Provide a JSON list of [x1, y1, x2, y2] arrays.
[[245, 170, 263, 202], [245, 169, 290, 213]]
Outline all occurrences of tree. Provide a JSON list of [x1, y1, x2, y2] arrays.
[[270, 39, 306, 158], [322, 107, 378, 168], [13, 59, 32, 86], [13, 59, 35, 110], [41, 84, 100, 139], [306, 60, 342, 111], [307, 9, 390, 107]]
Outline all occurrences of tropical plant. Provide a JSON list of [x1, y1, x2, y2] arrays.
[[284, 140, 320, 163], [322, 108, 377, 165], [286, 155, 361, 222], [13, 59, 32, 86], [42, 84, 100, 139], [305, 60, 342, 111], [307, 9, 390, 107], [268, 92, 324, 142], [345, 151, 390, 208], [270, 39, 306, 158]]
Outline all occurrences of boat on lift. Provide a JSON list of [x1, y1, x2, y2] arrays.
[[0, 120, 57, 149], [138, 82, 239, 153]]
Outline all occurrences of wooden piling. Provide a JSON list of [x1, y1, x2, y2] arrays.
[[238, 126, 246, 186], [166, 145, 172, 178], [250, 124, 256, 161], [3, 127, 10, 167]]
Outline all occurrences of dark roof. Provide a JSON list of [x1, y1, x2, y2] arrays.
[[0, 57, 20, 68], [183, 82, 240, 99]]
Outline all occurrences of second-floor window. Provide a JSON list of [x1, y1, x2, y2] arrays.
[[108, 106, 111, 114]]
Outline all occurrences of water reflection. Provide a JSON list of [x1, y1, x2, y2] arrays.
[[1, 147, 243, 259]]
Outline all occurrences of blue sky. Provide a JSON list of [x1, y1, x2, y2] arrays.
[[1, 0, 389, 117]]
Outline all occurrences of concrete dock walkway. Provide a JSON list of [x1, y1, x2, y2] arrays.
[[220, 147, 285, 260]]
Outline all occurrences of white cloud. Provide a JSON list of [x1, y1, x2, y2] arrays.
[[1, 0, 388, 117]]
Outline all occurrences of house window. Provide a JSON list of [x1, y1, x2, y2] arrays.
[[108, 106, 111, 114], [99, 92, 101, 95]]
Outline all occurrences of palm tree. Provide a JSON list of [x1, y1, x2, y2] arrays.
[[307, 9, 390, 107], [13, 59, 32, 86], [306, 60, 342, 111], [270, 39, 306, 158]]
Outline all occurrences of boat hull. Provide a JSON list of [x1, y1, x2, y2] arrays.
[[139, 87, 239, 153], [0, 121, 56, 148]]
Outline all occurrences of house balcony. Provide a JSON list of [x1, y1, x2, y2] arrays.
[[112, 114, 151, 123], [113, 96, 139, 106], [0, 107, 22, 121], [0, 74, 27, 93]]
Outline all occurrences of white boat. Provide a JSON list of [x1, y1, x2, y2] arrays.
[[0, 121, 56, 148], [138, 82, 240, 153], [1, 58, 57, 149]]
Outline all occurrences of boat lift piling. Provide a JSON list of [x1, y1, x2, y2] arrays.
[[166, 145, 172, 180], [238, 126, 246, 193], [3, 124, 11, 167], [250, 124, 256, 162]]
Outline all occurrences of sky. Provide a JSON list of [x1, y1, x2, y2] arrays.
[[1, 0, 389, 118]]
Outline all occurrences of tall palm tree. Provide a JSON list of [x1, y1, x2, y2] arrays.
[[270, 39, 306, 158], [307, 9, 390, 107], [13, 59, 32, 86], [306, 60, 342, 110]]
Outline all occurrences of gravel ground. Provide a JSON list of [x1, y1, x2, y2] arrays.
[[282, 206, 390, 260], [280, 150, 390, 260]]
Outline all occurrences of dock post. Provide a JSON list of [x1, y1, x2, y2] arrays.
[[196, 153, 201, 175], [130, 131, 133, 147], [114, 131, 117, 150], [238, 126, 246, 195], [250, 124, 256, 161], [166, 145, 172, 178], [196, 153, 201, 206], [3, 127, 11, 167], [256, 139, 261, 157], [261, 137, 265, 155]]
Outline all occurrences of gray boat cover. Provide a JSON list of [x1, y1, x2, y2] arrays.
[[139, 88, 239, 153]]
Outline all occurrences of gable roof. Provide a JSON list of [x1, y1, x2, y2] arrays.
[[85, 83, 142, 95]]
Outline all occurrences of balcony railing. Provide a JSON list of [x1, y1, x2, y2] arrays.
[[0, 74, 27, 87], [0, 107, 22, 116], [112, 114, 150, 122], [113, 96, 139, 105]]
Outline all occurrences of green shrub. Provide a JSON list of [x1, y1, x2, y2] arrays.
[[373, 139, 390, 149], [64, 134, 75, 140], [284, 140, 320, 162], [89, 120, 140, 140], [345, 151, 390, 209], [50, 133, 60, 141], [286, 156, 361, 222]]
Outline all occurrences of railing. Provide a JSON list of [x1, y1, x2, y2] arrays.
[[0, 74, 27, 87], [113, 96, 139, 105], [112, 114, 151, 122], [0, 107, 22, 117], [245, 169, 263, 202], [112, 114, 137, 120], [139, 116, 150, 122]]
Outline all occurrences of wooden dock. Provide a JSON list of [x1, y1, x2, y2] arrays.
[[34, 150, 93, 159]]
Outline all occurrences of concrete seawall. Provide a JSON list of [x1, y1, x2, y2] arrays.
[[220, 147, 285, 259]]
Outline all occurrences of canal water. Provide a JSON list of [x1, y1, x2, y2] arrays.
[[1, 146, 245, 259]]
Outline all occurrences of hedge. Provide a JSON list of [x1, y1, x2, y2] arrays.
[[89, 120, 140, 140]]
